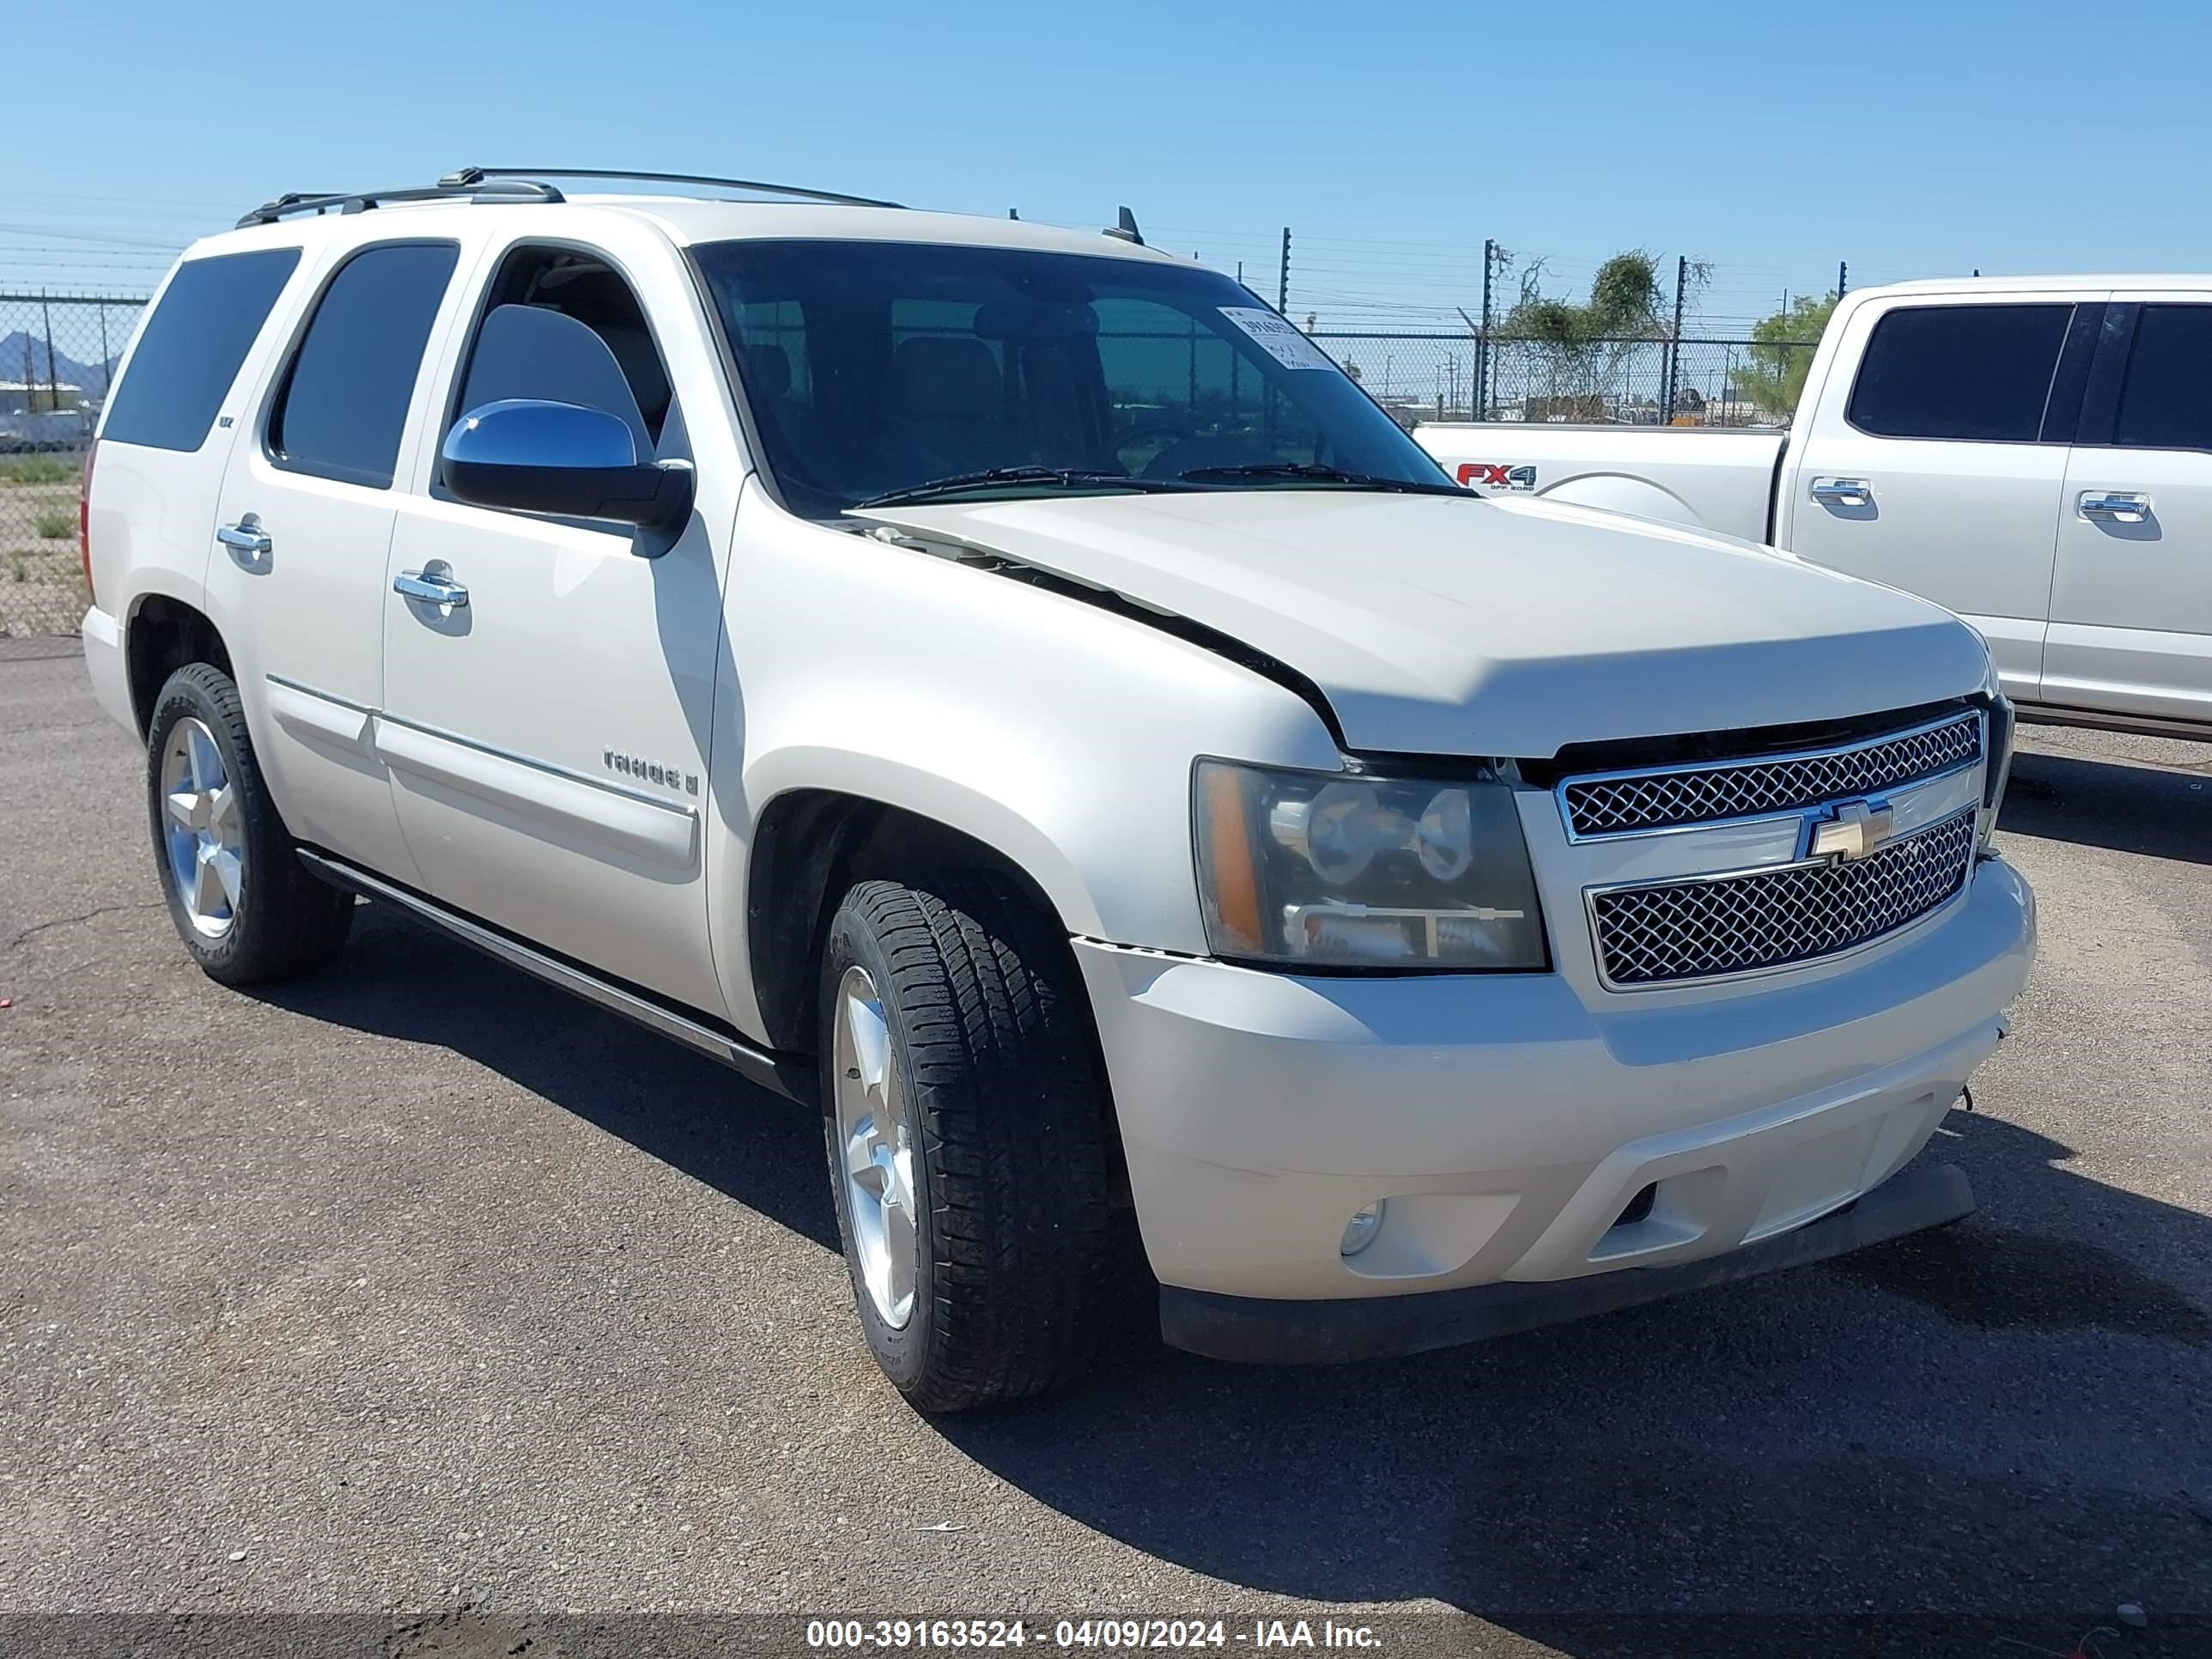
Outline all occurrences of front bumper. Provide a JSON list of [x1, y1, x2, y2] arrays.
[[1162, 1158, 1975, 1364], [1073, 855, 2033, 1322]]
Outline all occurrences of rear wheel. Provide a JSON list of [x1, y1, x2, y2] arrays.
[[145, 663, 353, 985], [820, 875, 1114, 1413]]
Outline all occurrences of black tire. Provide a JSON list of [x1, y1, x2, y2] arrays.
[[145, 662, 353, 986], [819, 875, 1114, 1413]]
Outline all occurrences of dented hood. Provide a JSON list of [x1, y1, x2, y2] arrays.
[[856, 489, 1990, 758]]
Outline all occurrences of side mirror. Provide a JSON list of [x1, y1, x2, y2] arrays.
[[440, 399, 694, 529]]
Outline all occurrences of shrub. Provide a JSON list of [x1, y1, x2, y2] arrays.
[[0, 456, 74, 486]]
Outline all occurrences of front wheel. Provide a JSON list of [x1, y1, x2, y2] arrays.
[[820, 876, 1114, 1413], [145, 663, 353, 985]]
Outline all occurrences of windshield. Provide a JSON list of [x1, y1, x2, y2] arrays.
[[691, 238, 1454, 517]]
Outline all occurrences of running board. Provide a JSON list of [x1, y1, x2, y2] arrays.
[[295, 848, 816, 1106]]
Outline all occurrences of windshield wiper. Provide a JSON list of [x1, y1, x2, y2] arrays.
[[853, 466, 1194, 511], [1176, 461, 1468, 497]]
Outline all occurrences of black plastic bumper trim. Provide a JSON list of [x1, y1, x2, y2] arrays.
[[1158, 1160, 1974, 1364]]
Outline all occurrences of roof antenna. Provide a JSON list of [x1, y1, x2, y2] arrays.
[[1103, 206, 1144, 246], [1008, 207, 1019, 220]]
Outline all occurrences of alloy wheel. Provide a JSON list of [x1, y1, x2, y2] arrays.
[[159, 715, 243, 939], [831, 965, 918, 1329]]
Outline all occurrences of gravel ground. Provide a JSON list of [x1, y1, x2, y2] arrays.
[[2, 639, 2208, 1658]]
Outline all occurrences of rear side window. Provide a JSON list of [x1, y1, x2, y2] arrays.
[[1846, 303, 2073, 442], [2112, 304, 2212, 451], [100, 249, 301, 453], [268, 242, 459, 489]]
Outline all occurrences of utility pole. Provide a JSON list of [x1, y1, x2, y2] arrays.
[[1477, 239, 1495, 421], [1662, 253, 1687, 424], [1837, 259, 1848, 300], [1278, 227, 1291, 314], [97, 303, 112, 395]]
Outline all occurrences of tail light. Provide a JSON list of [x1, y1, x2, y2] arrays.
[[79, 441, 97, 607]]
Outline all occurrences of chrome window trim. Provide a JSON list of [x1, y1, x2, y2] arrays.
[[1581, 805, 1980, 994], [1553, 708, 1986, 843]]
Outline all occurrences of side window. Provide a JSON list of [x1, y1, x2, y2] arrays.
[[448, 246, 675, 459], [458, 306, 653, 455], [100, 249, 301, 453], [267, 242, 459, 489], [2112, 305, 2212, 452], [1846, 303, 2073, 443]]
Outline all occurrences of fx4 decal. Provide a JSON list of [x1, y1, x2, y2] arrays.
[[1455, 462, 1537, 492]]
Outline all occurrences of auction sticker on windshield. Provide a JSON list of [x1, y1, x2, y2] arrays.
[[1220, 307, 1334, 369]]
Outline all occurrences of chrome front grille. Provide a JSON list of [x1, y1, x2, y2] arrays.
[[1562, 711, 1983, 838], [1589, 808, 1978, 987]]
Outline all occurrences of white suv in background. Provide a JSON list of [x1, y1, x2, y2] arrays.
[[80, 169, 2033, 1411]]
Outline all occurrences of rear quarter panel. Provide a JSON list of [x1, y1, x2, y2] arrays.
[[87, 232, 320, 717]]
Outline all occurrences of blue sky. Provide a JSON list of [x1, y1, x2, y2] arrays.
[[9, 0, 2209, 330]]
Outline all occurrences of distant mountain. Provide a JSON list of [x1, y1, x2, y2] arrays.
[[0, 331, 121, 392]]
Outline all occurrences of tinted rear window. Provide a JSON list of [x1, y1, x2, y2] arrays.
[[100, 249, 301, 453], [268, 241, 459, 489], [2113, 304, 2212, 451], [1846, 303, 2073, 442]]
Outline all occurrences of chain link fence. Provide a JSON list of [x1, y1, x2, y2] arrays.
[[1319, 333, 1817, 428], [2, 293, 142, 637]]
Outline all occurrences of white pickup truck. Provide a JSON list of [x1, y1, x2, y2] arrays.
[[1417, 276, 2212, 742]]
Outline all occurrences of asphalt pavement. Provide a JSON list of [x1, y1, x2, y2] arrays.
[[3, 637, 2208, 1658]]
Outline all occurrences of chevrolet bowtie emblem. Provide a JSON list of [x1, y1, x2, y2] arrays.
[[1808, 799, 1896, 862]]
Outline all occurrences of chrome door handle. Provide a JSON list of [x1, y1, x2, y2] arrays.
[[2079, 491, 2152, 523], [392, 568, 470, 607], [215, 516, 272, 558], [1810, 477, 1873, 507]]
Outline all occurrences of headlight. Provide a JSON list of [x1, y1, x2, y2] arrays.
[[1194, 759, 1547, 969]]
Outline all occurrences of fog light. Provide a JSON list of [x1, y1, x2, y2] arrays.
[[1340, 1200, 1386, 1257]]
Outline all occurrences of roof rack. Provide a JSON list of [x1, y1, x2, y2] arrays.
[[439, 167, 903, 210], [237, 177, 561, 227]]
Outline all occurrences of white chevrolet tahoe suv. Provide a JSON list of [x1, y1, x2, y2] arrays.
[[1417, 276, 2212, 743], [80, 169, 2034, 1411]]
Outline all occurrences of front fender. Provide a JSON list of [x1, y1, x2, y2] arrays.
[[707, 482, 1342, 1042]]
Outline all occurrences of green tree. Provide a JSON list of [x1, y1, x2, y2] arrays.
[[1504, 252, 1662, 345], [1729, 293, 1838, 419], [1498, 251, 1692, 418]]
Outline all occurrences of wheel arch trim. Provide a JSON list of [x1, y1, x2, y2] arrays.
[[738, 769, 1096, 1058]]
